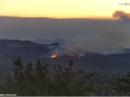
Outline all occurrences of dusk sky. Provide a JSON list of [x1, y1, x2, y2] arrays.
[[0, 0, 130, 18], [0, 0, 130, 53]]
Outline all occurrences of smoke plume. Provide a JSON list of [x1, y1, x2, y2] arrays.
[[113, 11, 130, 21], [0, 16, 130, 53]]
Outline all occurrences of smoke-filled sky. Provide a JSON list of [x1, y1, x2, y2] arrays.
[[0, 0, 130, 53], [0, 11, 130, 53]]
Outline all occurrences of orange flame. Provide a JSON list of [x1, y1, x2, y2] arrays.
[[50, 52, 58, 60]]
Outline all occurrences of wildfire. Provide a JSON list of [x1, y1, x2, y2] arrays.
[[65, 51, 79, 59], [50, 52, 58, 60], [49, 50, 79, 60]]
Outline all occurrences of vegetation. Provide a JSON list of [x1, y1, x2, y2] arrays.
[[0, 58, 94, 96], [114, 73, 130, 95], [0, 58, 130, 96]]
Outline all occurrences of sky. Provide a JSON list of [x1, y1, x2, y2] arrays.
[[0, 0, 130, 53], [0, 16, 130, 53], [0, 0, 130, 18]]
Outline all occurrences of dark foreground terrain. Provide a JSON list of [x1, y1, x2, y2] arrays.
[[0, 39, 130, 95]]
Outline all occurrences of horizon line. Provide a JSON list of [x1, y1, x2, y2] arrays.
[[0, 15, 116, 20]]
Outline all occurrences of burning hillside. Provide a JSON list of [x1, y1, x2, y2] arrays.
[[49, 50, 80, 60], [49, 52, 58, 60], [48, 42, 81, 60]]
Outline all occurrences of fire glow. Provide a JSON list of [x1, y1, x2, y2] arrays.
[[49, 51, 79, 60], [65, 51, 77, 57], [50, 52, 58, 60]]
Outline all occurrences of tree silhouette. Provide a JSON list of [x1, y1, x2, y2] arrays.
[[2, 58, 96, 96], [14, 57, 24, 81], [114, 73, 130, 95]]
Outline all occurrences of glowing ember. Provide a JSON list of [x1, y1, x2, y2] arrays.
[[65, 51, 79, 60], [50, 52, 58, 60]]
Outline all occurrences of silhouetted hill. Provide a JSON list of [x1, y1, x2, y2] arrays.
[[1, 39, 130, 78], [0, 39, 50, 57], [79, 52, 130, 74]]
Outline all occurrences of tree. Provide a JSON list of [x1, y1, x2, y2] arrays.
[[14, 57, 24, 81], [5, 58, 95, 96], [24, 62, 33, 81], [34, 60, 49, 95], [114, 73, 130, 95], [13, 57, 27, 95], [51, 60, 94, 96]]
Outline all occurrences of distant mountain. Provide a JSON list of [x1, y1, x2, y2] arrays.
[[121, 48, 130, 53], [0, 39, 52, 78], [0, 39, 40, 47], [34, 38, 67, 45], [1, 39, 130, 77], [33, 39, 130, 74], [78, 52, 130, 73], [33, 39, 52, 44], [0, 39, 50, 57], [53, 39, 66, 45], [33, 38, 73, 50]]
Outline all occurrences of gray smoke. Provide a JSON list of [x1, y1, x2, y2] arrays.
[[113, 11, 130, 21], [0, 16, 130, 53]]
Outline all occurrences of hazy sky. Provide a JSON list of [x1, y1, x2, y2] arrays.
[[0, 0, 130, 53], [0, 15, 130, 53], [0, 0, 130, 18]]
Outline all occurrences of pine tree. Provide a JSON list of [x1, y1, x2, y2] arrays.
[[13, 57, 26, 95], [36, 60, 48, 80], [114, 73, 130, 95], [35, 60, 49, 95], [24, 62, 33, 81], [14, 57, 24, 83]]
